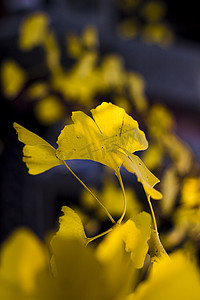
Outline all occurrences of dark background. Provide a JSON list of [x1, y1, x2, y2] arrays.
[[1, 0, 200, 244]]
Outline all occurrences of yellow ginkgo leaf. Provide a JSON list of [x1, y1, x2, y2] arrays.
[[51, 206, 88, 246], [13, 122, 63, 174], [0, 228, 46, 298], [133, 251, 200, 300], [117, 148, 162, 199], [56, 102, 148, 176], [18, 12, 49, 50], [96, 212, 151, 269], [1, 60, 25, 99]]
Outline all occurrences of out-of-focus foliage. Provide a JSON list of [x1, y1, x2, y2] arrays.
[[1, 60, 26, 99], [1, 4, 200, 299], [117, 0, 173, 45]]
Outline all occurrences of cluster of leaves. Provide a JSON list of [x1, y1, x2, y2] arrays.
[[1, 11, 152, 126], [1, 8, 200, 300], [1, 102, 200, 299]]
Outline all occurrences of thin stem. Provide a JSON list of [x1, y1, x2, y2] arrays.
[[117, 173, 127, 224], [86, 228, 113, 245], [63, 160, 115, 224], [146, 194, 158, 232]]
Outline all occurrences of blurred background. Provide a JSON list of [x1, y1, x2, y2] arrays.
[[1, 0, 200, 257]]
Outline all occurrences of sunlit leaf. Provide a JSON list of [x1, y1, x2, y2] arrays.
[[133, 251, 200, 300], [18, 12, 49, 50], [13, 122, 63, 174], [56, 102, 148, 176], [0, 229, 46, 299], [51, 206, 88, 246], [117, 148, 162, 199], [1, 60, 25, 99], [96, 212, 151, 269], [34, 95, 65, 125]]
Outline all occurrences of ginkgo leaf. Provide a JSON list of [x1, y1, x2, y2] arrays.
[[117, 148, 162, 199], [96, 211, 151, 269], [51, 206, 88, 246], [1, 60, 26, 98], [18, 12, 49, 50], [133, 251, 200, 300], [56, 102, 148, 175], [0, 228, 46, 298], [13, 122, 63, 174]]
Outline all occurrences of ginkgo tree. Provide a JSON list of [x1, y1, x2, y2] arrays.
[[14, 101, 164, 258]]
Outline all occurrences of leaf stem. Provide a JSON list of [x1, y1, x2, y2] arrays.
[[146, 194, 158, 232], [117, 173, 127, 224], [86, 227, 113, 245], [63, 160, 115, 224]]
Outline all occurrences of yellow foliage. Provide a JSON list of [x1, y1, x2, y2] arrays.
[[28, 82, 49, 100], [56, 102, 148, 176], [18, 12, 49, 50], [181, 177, 200, 207], [96, 212, 151, 269], [133, 251, 200, 300], [142, 23, 173, 46], [0, 229, 46, 299], [141, 1, 166, 22], [34, 95, 65, 125], [117, 148, 162, 199], [1, 60, 25, 98], [13, 122, 63, 174]]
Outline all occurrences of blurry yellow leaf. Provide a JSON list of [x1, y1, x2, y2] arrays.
[[148, 104, 173, 138], [1, 60, 25, 99], [142, 23, 173, 46], [160, 167, 179, 215], [47, 239, 112, 300], [0, 229, 46, 298], [13, 122, 63, 174], [66, 33, 83, 58], [127, 72, 148, 112], [18, 12, 49, 50], [96, 212, 151, 268], [56, 102, 148, 176], [51, 206, 88, 246], [181, 177, 200, 207], [117, 148, 162, 199], [133, 251, 200, 300], [142, 143, 163, 170], [34, 95, 64, 125], [141, 1, 166, 22], [28, 82, 49, 99], [44, 31, 61, 74], [101, 55, 125, 90], [163, 134, 193, 175], [82, 26, 98, 49]]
